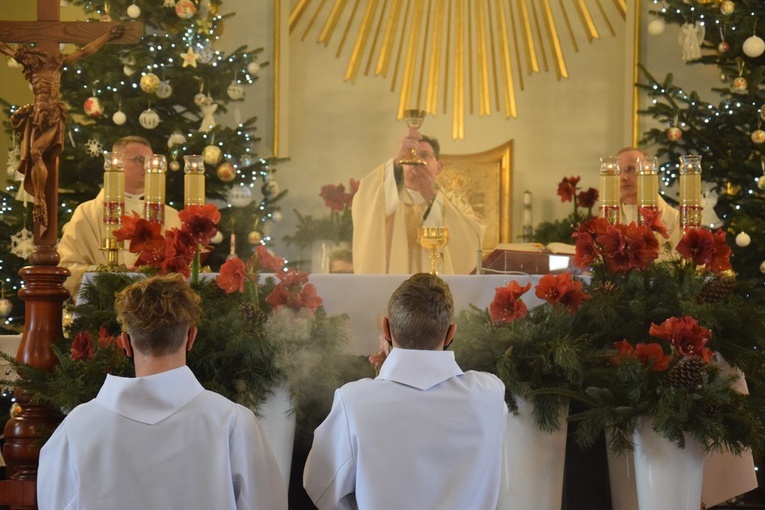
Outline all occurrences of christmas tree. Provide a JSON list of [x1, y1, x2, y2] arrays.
[[640, 0, 765, 285], [1, 0, 285, 332]]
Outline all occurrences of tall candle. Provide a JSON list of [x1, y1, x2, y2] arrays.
[[184, 154, 205, 207], [598, 156, 620, 224], [679, 155, 702, 231], [144, 154, 167, 224], [102, 151, 125, 248], [636, 156, 659, 225]]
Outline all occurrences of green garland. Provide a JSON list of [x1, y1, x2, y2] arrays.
[[5, 271, 372, 423]]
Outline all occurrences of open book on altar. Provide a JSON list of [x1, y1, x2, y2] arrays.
[[478, 242, 578, 275]]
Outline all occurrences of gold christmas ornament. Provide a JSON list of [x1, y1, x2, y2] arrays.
[[216, 162, 236, 182], [139, 72, 161, 94], [248, 231, 262, 244], [203, 145, 222, 165]]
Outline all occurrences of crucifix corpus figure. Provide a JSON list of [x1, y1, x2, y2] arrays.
[[0, 25, 123, 236]]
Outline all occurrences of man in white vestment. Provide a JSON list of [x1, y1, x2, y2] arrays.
[[617, 147, 683, 253], [58, 136, 181, 299], [303, 273, 508, 510], [352, 129, 486, 274], [37, 274, 288, 510]]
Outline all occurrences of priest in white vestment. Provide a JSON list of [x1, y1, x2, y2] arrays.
[[37, 273, 287, 510], [304, 274, 508, 510], [58, 136, 181, 299], [352, 129, 486, 274]]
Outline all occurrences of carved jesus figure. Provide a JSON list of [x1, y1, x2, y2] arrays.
[[0, 25, 124, 234]]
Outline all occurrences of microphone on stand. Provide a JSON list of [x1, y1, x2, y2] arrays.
[[432, 183, 484, 275]]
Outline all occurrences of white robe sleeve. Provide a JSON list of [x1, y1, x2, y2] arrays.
[[303, 390, 358, 510], [230, 406, 288, 510], [37, 423, 77, 510]]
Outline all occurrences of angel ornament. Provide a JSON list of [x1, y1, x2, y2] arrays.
[[198, 95, 218, 133], [679, 22, 705, 62]]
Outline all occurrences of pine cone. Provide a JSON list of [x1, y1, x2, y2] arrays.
[[696, 276, 736, 304], [668, 355, 707, 390], [238, 302, 266, 327], [703, 402, 721, 417]]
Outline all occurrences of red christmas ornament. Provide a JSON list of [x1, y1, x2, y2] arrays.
[[83, 97, 104, 118]]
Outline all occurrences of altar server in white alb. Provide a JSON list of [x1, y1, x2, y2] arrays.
[[352, 129, 486, 274], [58, 136, 181, 299], [37, 273, 287, 510], [303, 273, 508, 510]]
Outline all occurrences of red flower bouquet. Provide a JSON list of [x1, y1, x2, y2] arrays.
[[284, 179, 359, 249], [454, 273, 592, 431], [568, 217, 765, 454]]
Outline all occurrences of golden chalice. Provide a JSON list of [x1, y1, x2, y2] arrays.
[[398, 109, 427, 166], [418, 227, 450, 275]]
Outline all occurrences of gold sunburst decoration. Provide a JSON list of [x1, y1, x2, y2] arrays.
[[289, 0, 627, 139]]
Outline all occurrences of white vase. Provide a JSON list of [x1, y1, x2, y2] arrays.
[[255, 383, 296, 489], [497, 396, 568, 510], [607, 447, 639, 510], [632, 418, 704, 510]]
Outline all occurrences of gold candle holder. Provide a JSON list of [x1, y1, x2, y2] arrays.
[[679, 155, 702, 231], [636, 156, 659, 225], [101, 151, 124, 267], [184, 154, 206, 207], [598, 156, 620, 224], [144, 154, 167, 224], [418, 227, 450, 275]]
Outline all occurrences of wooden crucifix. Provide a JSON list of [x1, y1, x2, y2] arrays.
[[0, 3, 140, 506], [0, 1, 141, 255]]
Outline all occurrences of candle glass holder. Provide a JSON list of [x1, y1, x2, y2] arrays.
[[145, 154, 167, 224], [184, 154, 206, 207], [101, 151, 125, 268], [418, 227, 450, 275], [679, 155, 702, 231], [636, 156, 659, 225], [598, 156, 621, 224]]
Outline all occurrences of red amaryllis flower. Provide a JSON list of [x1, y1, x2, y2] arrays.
[[247, 245, 285, 273], [649, 316, 712, 358], [346, 178, 360, 207], [676, 228, 715, 266], [266, 269, 323, 312], [71, 331, 94, 361], [218, 256, 247, 294], [161, 255, 192, 278], [114, 212, 163, 254], [320, 183, 347, 212], [598, 223, 659, 274], [489, 281, 532, 324], [535, 273, 591, 313], [633, 342, 671, 372], [639, 208, 669, 239], [577, 188, 599, 208], [160, 228, 196, 267], [708, 229, 732, 273], [557, 176, 581, 203], [573, 217, 610, 268], [179, 203, 220, 247], [97, 327, 118, 348], [614, 339, 634, 357]]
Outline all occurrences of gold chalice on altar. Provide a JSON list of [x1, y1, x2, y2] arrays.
[[418, 227, 449, 275], [398, 109, 427, 166]]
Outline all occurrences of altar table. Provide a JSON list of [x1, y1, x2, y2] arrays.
[[303, 274, 546, 355]]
